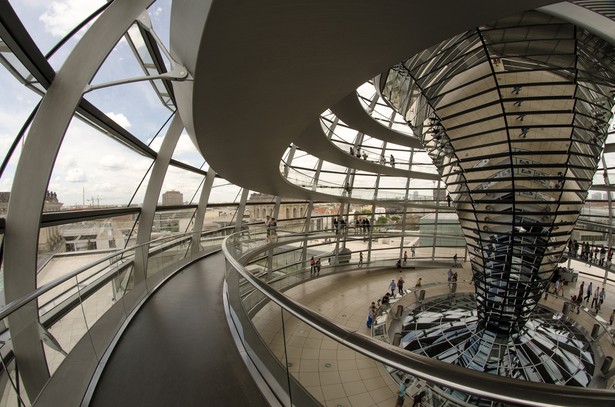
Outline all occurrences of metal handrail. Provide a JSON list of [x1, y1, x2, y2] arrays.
[[0, 226, 235, 322], [222, 231, 615, 407]]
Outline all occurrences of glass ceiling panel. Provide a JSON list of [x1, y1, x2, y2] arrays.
[[47, 117, 154, 209], [157, 166, 204, 206], [0, 66, 42, 193], [290, 154, 319, 169], [8, 0, 106, 56], [319, 161, 348, 173], [147, 0, 172, 61], [168, 132, 205, 168], [84, 81, 173, 145], [209, 180, 242, 204]]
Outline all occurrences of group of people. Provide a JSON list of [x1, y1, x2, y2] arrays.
[[332, 217, 347, 234], [544, 269, 566, 299], [568, 240, 614, 268], [309, 256, 321, 276], [347, 147, 403, 170], [571, 281, 607, 314], [389, 277, 406, 296], [447, 268, 458, 283], [367, 276, 410, 328], [354, 217, 371, 234], [334, 217, 371, 234], [349, 146, 369, 161], [330, 216, 373, 235], [375, 153, 398, 168]]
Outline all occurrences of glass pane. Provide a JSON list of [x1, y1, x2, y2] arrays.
[[44, 276, 86, 374], [48, 117, 154, 208], [9, 0, 106, 56]]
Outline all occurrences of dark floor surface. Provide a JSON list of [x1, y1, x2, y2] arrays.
[[90, 252, 269, 406]]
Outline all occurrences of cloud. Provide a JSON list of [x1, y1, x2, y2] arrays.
[[39, 0, 106, 37], [148, 133, 199, 156], [99, 155, 127, 170], [105, 112, 132, 129], [55, 154, 78, 170], [66, 168, 87, 182]]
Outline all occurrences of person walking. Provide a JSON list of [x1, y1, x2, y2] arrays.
[[389, 280, 396, 297], [591, 287, 600, 308], [396, 258, 402, 271], [411, 245, 416, 257], [576, 294, 582, 313], [571, 295, 578, 314], [397, 276, 405, 296], [309, 256, 315, 275], [394, 378, 411, 407], [585, 282, 593, 302], [403, 251, 408, 264], [599, 287, 605, 305], [359, 252, 363, 268]]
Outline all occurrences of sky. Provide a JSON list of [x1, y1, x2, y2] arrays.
[[2, 0, 614, 208], [0, 0, 244, 206]]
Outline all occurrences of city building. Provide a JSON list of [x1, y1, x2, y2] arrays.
[[0, 1, 614, 406], [161, 190, 183, 206]]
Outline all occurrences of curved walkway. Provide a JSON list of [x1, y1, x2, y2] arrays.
[[86, 251, 615, 406], [173, 1, 555, 201], [253, 261, 615, 406], [330, 93, 422, 149], [89, 252, 269, 407], [294, 119, 439, 180]]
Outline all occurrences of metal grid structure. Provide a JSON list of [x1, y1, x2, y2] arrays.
[[0, 1, 614, 404], [382, 10, 615, 337], [400, 295, 594, 390]]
